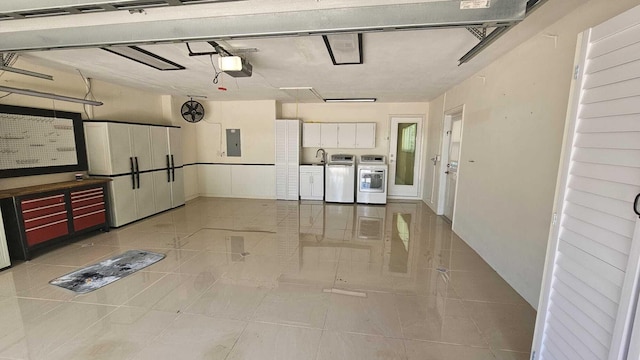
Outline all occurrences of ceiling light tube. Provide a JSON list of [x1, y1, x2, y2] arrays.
[[0, 66, 54, 81], [103, 46, 185, 71], [0, 85, 103, 106], [324, 98, 376, 103]]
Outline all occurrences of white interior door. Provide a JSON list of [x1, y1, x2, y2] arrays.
[[443, 115, 462, 221], [532, 6, 640, 360], [388, 116, 423, 198]]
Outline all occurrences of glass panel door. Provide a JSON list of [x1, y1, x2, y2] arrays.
[[388, 116, 423, 197]]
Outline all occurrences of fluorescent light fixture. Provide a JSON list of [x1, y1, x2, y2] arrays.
[[323, 33, 363, 65], [0, 85, 103, 106], [324, 98, 376, 103], [0, 66, 54, 80], [103, 46, 185, 71]]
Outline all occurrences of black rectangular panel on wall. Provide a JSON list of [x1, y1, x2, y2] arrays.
[[0, 104, 87, 178]]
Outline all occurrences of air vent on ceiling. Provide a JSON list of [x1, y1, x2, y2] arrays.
[[112, 1, 168, 10], [75, 6, 105, 13], [22, 10, 71, 18]]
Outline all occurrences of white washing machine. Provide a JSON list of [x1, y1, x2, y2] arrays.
[[357, 155, 388, 204], [325, 154, 356, 203]]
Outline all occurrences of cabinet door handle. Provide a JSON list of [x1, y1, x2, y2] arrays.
[[130, 157, 135, 189], [135, 157, 140, 188], [166, 155, 171, 182], [634, 193, 640, 218], [171, 155, 175, 182]]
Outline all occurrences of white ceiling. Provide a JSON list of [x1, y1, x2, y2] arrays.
[[7, 0, 586, 103]]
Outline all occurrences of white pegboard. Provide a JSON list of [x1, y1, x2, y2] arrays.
[[0, 112, 78, 170]]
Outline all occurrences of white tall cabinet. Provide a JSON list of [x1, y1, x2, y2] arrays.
[[0, 208, 10, 269], [150, 127, 184, 212], [276, 119, 300, 201], [84, 121, 184, 227]]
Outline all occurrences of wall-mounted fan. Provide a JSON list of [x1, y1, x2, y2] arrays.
[[181, 98, 205, 123]]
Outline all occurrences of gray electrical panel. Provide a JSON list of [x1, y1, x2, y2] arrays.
[[226, 129, 241, 157]]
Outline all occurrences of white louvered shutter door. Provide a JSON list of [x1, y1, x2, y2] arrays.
[[533, 5, 640, 360], [275, 120, 288, 200], [286, 120, 300, 200]]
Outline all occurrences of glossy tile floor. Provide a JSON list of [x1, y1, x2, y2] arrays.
[[0, 198, 536, 360]]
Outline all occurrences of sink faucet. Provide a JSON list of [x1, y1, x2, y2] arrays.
[[316, 148, 326, 164]]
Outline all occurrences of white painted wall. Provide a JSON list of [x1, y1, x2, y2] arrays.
[[0, 58, 169, 191], [280, 102, 428, 164], [167, 98, 277, 199], [422, 95, 445, 211], [424, 0, 640, 308], [179, 101, 429, 199], [280, 102, 429, 199]]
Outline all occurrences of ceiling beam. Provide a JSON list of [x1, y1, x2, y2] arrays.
[[0, 0, 526, 53], [0, 0, 138, 13]]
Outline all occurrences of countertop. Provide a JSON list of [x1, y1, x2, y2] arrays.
[[0, 178, 112, 199]]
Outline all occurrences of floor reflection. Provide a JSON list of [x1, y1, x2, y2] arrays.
[[0, 197, 535, 360]]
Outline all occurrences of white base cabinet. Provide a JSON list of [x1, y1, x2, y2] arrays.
[[108, 172, 156, 227], [300, 166, 324, 201]]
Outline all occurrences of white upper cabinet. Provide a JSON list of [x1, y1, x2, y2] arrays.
[[84, 122, 114, 175], [105, 122, 133, 175], [302, 122, 376, 148], [320, 123, 338, 148], [302, 123, 321, 148], [129, 125, 152, 172], [168, 127, 183, 167], [337, 123, 357, 148], [356, 123, 376, 148], [150, 126, 170, 170]]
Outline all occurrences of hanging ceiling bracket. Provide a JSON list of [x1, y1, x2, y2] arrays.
[[0, 85, 103, 106], [466, 27, 487, 41], [458, 0, 549, 65]]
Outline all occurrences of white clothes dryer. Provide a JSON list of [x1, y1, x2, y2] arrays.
[[357, 155, 388, 204]]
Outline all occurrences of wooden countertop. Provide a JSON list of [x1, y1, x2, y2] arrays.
[[0, 178, 111, 199]]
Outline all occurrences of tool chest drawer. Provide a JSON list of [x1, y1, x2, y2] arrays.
[[0, 179, 111, 261]]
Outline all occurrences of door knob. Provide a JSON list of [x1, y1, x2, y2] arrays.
[[445, 171, 450, 174]]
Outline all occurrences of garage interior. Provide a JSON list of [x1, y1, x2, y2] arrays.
[[0, 0, 639, 359]]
